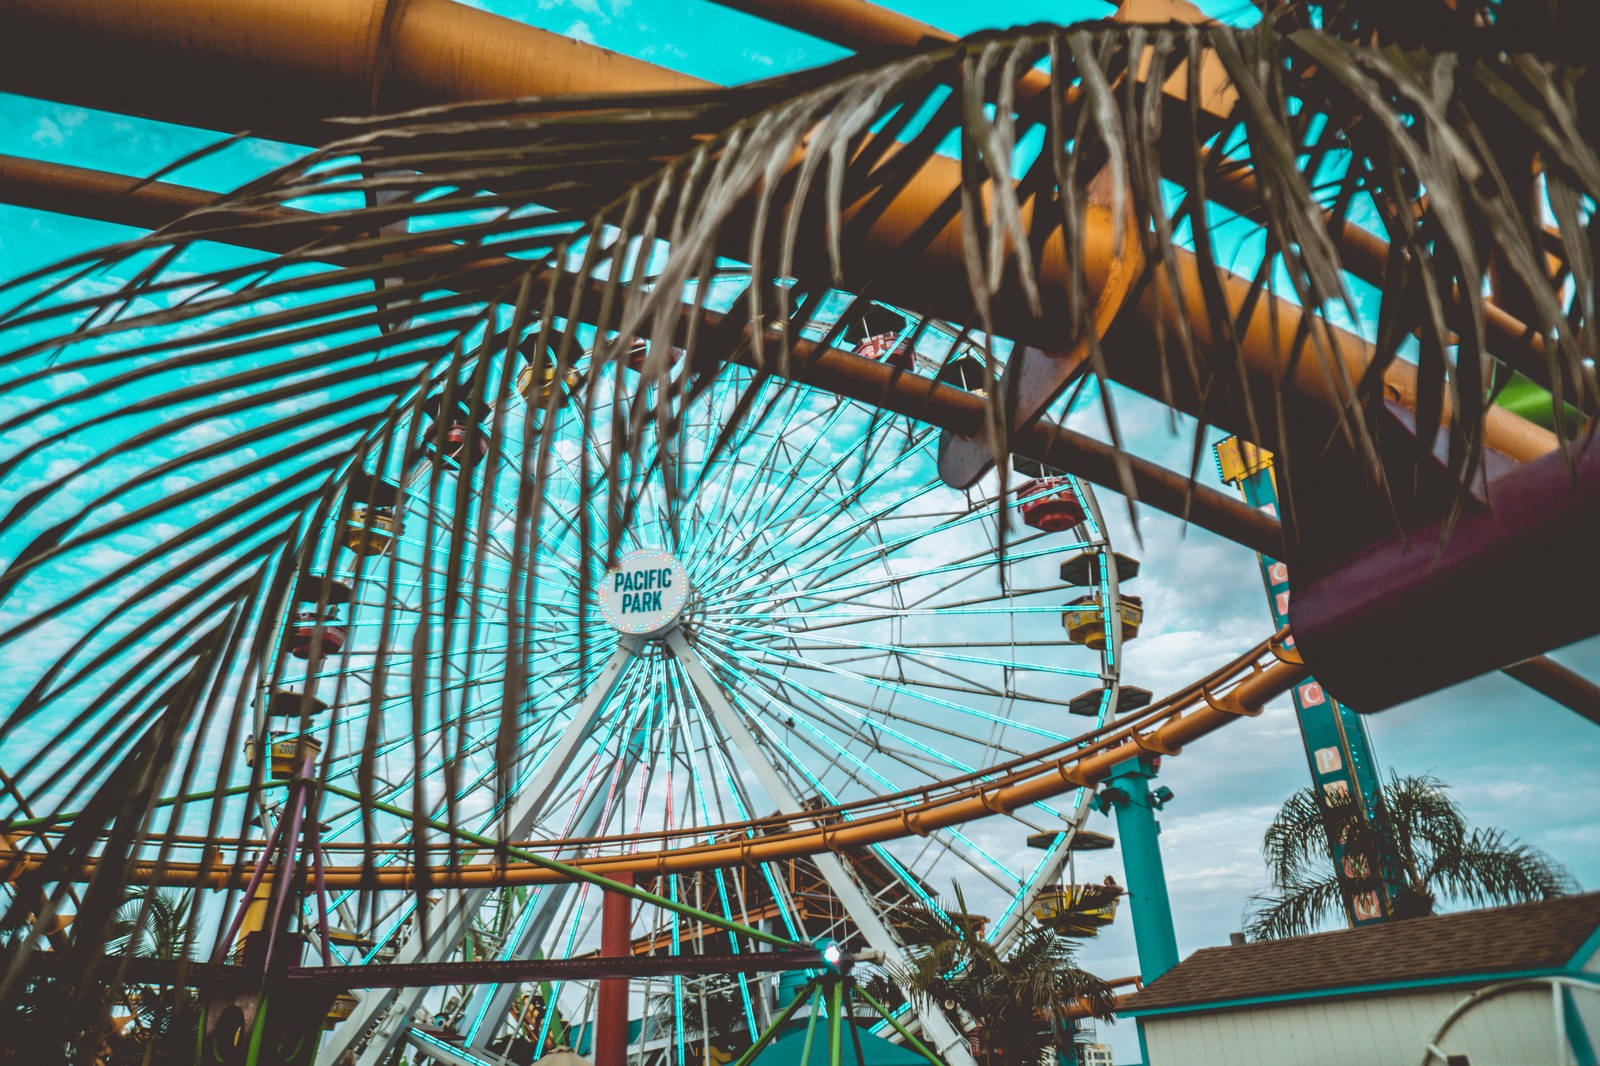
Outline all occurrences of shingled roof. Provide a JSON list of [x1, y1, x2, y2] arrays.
[[1124, 893, 1600, 1014]]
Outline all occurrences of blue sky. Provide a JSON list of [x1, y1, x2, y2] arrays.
[[1, 2, 1597, 1062]]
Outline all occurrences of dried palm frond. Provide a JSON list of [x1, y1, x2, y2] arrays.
[[0, 4, 1593, 984]]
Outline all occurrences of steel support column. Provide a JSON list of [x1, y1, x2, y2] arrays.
[[1215, 436, 1398, 925], [1099, 756, 1178, 984], [594, 872, 634, 1066]]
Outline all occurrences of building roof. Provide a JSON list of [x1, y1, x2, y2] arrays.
[[1124, 893, 1600, 1014]]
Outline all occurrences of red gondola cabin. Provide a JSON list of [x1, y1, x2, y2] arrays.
[[1018, 477, 1087, 533], [285, 575, 353, 661]]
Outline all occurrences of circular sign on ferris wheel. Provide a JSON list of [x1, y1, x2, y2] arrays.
[[600, 549, 691, 636]]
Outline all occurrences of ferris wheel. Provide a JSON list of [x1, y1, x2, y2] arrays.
[[248, 297, 1139, 1066]]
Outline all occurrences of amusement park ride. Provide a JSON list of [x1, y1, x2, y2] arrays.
[[0, 0, 1596, 1064]]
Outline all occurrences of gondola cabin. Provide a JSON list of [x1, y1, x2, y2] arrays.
[[265, 688, 328, 721], [1058, 551, 1141, 587], [516, 363, 582, 408], [324, 993, 359, 1030], [343, 472, 404, 557], [243, 733, 323, 779], [621, 335, 649, 371], [842, 304, 913, 369], [1032, 881, 1123, 938], [1062, 593, 1143, 649], [247, 686, 327, 779], [422, 390, 490, 466], [1019, 477, 1088, 533], [285, 575, 352, 661], [613, 334, 684, 373]]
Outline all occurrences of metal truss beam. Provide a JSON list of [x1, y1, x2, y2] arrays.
[[293, 949, 832, 987], [664, 627, 981, 1066]]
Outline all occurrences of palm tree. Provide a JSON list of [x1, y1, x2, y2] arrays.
[[891, 892, 1116, 1066], [102, 887, 200, 1066], [1246, 773, 1576, 940], [0, 888, 198, 1065], [2, 0, 1597, 1025]]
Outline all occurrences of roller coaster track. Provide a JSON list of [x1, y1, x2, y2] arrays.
[[1, 632, 1306, 891]]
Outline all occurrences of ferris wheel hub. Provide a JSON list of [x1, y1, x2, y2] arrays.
[[599, 548, 692, 637]]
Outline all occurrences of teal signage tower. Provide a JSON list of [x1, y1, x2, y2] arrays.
[[1215, 437, 1398, 926]]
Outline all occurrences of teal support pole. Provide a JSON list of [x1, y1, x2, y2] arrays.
[[1101, 755, 1180, 984]]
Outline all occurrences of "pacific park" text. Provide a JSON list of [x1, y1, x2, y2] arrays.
[[614, 566, 675, 614]]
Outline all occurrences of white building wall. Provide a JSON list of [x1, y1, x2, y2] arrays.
[[1141, 987, 1567, 1066]]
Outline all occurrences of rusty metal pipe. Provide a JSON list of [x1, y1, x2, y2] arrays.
[[0, 153, 1282, 555], [0, 0, 705, 146], [0, 0, 1557, 468], [716, 0, 1577, 409], [1124, 242, 1557, 465], [1502, 656, 1600, 728], [704, 0, 952, 51]]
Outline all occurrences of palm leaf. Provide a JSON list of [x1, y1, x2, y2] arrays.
[[0, 8, 1593, 984], [1249, 771, 1576, 937]]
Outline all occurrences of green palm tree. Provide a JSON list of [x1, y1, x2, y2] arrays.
[[891, 891, 1116, 1066], [103, 887, 200, 1066], [106, 886, 193, 964], [1246, 774, 1576, 940]]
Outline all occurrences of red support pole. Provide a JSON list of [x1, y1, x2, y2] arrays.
[[594, 873, 633, 1066]]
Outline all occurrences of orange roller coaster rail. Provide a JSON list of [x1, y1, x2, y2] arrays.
[[1, 634, 1307, 891]]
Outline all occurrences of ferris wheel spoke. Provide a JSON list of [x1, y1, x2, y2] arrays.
[[717, 488, 1005, 608], [699, 645, 1037, 781], [319, 677, 613, 925], [693, 440, 943, 605], [982, 801, 1097, 949], [723, 534, 1089, 617], [708, 620, 1098, 682], [694, 634, 1068, 827], [668, 664, 805, 941], [707, 599, 1071, 637], [748, 467, 1078, 601], [686, 388, 858, 560], [521, 652, 660, 838], [707, 628, 1077, 740], [656, 665, 800, 1030], [294, 624, 599, 692], [681, 376, 819, 541], [325, 634, 650, 1066], [701, 658, 1002, 851], [395, 494, 521, 568], [431, 439, 599, 577], [459, 673, 659, 1048], [692, 633, 1040, 796], [331, 659, 620, 858], [654, 663, 764, 1032], [687, 417, 936, 599]]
